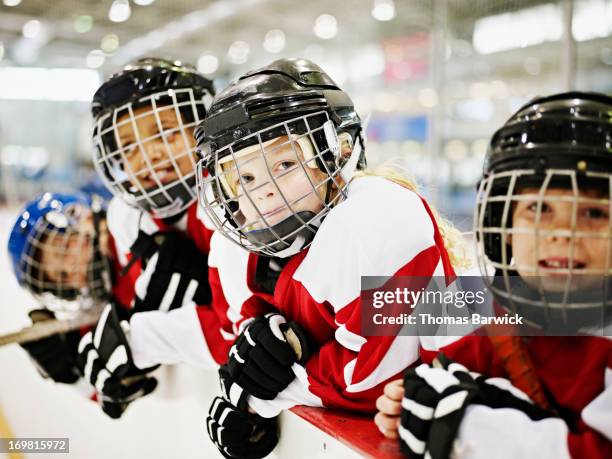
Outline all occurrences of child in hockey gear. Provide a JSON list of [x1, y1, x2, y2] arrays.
[[375, 92, 612, 458], [196, 58, 464, 457], [92, 57, 214, 219], [85, 58, 233, 397], [7, 192, 145, 417]]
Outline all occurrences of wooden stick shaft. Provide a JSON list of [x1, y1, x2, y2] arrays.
[[0, 308, 102, 347]]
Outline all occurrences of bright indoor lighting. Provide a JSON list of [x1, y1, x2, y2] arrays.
[[228, 40, 250, 64], [74, 15, 93, 34], [263, 29, 286, 53], [197, 54, 219, 74], [109, 0, 131, 23], [473, 4, 562, 54], [371, 0, 396, 22], [0, 67, 101, 101], [22, 20, 42, 39], [314, 14, 338, 40], [101, 34, 120, 53]]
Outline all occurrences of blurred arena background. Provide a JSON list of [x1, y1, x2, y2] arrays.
[[0, 0, 610, 457]]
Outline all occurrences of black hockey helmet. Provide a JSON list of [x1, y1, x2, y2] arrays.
[[92, 58, 215, 218], [92, 57, 214, 119], [195, 58, 366, 257], [474, 91, 612, 333]]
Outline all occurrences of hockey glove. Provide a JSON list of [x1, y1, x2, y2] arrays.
[[399, 354, 556, 459], [76, 304, 157, 419], [20, 309, 81, 384], [206, 396, 278, 459], [221, 313, 310, 411], [132, 232, 211, 313]]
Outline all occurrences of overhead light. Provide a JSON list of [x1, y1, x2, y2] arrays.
[[314, 14, 337, 40], [109, 0, 131, 23], [263, 29, 286, 54], [133, 0, 155, 5], [573, 0, 612, 42], [228, 40, 249, 64], [86, 50, 105, 69], [371, 0, 396, 22], [197, 54, 219, 74], [473, 4, 562, 54], [3, 0, 22, 6], [101, 34, 120, 53], [22, 20, 41, 39], [0, 67, 101, 101], [74, 15, 93, 34]]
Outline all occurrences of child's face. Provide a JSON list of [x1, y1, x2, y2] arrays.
[[115, 105, 196, 192], [224, 136, 328, 230], [510, 187, 611, 291], [38, 208, 108, 292]]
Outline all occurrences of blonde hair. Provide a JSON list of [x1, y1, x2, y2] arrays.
[[352, 161, 471, 271]]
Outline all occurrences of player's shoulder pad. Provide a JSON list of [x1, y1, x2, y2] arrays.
[[316, 175, 435, 255], [294, 176, 437, 308]]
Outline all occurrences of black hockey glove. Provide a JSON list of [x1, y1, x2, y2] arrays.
[[399, 354, 556, 459], [76, 304, 157, 419], [221, 313, 310, 411], [20, 309, 81, 384], [132, 231, 211, 313], [206, 396, 278, 459]]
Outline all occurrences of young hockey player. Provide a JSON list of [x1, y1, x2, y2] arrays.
[[78, 58, 236, 412], [374, 92, 612, 458], [7, 191, 151, 418], [195, 58, 467, 458]]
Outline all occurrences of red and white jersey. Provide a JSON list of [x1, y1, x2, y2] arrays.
[[106, 197, 232, 369], [420, 333, 612, 458], [209, 176, 456, 417]]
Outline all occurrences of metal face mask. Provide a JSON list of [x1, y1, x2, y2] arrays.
[[198, 111, 356, 258], [93, 88, 206, 218], [19, 202, 110, 314], [475, 168, 612, 332]]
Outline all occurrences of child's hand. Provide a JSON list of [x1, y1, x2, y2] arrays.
[[374, 378, 404, 439]]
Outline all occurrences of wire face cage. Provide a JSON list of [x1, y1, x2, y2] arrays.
[[18, 202, 109, 314], [93, 88, 207, 218], [475, 167, 612, 332], [197, 111, 353, 258]]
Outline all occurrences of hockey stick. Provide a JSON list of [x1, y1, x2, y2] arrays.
[[485, 326, 551, 410], [0, 305, 104, 347]]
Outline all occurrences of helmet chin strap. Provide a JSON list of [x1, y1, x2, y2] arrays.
[[339, 112, 369, 183], [247, 211, 324, 258]]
